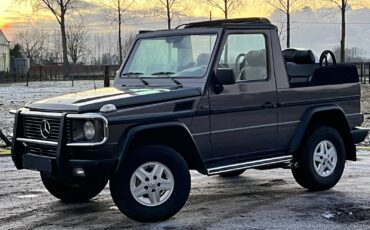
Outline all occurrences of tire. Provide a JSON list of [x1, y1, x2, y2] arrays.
[[291, 126, 346, 191], [40, 172, 107, 202], [110, 145, 191, 222], [219, 169, 246, 177]]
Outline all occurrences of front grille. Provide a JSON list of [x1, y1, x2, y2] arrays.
[[23, 116, 61, 141], [27, 144, 57, 157], [65, 119, 72, 142]]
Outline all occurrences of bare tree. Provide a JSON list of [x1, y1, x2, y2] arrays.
[[333, 46, 365, 62], [324, 0, 366, 63], [152, 0, 188, 29], [17, 0, 85, 76], [122, 33, 136, 59], [100, 0, 135, 64], [13, 30, 48, 64], [66, 23, 89, 64], [207, 0, 245, 19], [265, 0, 306, 48]]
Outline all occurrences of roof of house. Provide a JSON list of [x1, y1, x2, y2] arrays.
[[0, 29, 9, 45]]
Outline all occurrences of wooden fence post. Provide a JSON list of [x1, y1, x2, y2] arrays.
[[39, 66, 42, 82], [368, 63, 370, 84], [104, 65, 110, 87], [360, 62, 366, 83], [26, 71, 30, 86]]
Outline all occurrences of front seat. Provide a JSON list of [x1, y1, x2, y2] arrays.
[[240, 50, 267, 81], [197, 53, 211, 66]]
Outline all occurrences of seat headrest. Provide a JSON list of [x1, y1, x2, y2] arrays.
[[246, 50, 266, 67], [282, 49, 315, 64], [197, 53, 211, 66]]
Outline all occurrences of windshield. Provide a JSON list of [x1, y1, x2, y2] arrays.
[[122, 34, 218, 78]]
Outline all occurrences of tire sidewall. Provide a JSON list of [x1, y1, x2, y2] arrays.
[[40, 172, 107, 202], [302, 126, 346, 189], [110, 145, 191, 222]]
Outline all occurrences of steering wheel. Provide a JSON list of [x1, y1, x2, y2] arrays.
[[234, 53, 247, 79], [319, 50, 337, 66]]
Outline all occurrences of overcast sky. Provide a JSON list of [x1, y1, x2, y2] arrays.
[[1, 1, 370, 59]]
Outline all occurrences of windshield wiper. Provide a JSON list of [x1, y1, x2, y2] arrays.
[[151, 72, 176, 76], [122, 72, 149, 86], [151, 72, 183, 88]]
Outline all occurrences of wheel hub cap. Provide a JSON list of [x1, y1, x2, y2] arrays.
[[313, 140, 338, 177], [130, 161, 174, 207]]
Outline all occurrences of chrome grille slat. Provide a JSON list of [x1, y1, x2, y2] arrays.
[[27, 144, 57, 157], [23, 115, 61, 143]]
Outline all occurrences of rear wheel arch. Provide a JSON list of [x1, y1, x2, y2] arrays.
[[117, 122, 207, 174], [289, 106, 355, 161]]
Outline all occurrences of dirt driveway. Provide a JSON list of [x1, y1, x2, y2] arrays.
[[1, 152, 370, 229]]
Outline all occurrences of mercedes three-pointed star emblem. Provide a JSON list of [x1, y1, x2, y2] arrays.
[[40, 120, 51, 139]]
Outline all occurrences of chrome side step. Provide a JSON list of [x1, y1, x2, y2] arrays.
[[207, 156, 292, 175]]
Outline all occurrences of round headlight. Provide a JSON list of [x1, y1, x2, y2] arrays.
[[83, 121, 96, 141]]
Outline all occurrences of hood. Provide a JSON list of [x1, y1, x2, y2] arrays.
[[27, 86, 202, 113]]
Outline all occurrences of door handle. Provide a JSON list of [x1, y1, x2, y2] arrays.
[[263, 102, 276, 109]]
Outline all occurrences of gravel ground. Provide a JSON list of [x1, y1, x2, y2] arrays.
[[1, 152, 370, 229], [1, 81, 370, 146]]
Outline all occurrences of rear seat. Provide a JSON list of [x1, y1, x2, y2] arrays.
[[284, 49, 359, 87], [310, 64, 359, 86], [283, 49, 319, 87]]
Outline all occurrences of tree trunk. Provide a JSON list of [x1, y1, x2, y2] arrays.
[[340, 0, 346, 63], [166, 0, 171, 29], [118, 0, 123, 63], [224, 0, 228, 19], [286, 0, 290, 48], [60, 14, 69, 78]]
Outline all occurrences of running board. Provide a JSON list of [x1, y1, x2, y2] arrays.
[[207, 156, 292, 175]]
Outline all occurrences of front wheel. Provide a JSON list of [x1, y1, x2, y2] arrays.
[[41, 172, 107, 202], [291, 126, 346, 191], [110, 145, 191, 222]]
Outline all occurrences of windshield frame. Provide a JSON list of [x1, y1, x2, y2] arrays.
[[119, 28, 223, 80]]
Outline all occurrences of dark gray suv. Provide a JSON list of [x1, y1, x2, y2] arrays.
[[11, 18, 368, 222]]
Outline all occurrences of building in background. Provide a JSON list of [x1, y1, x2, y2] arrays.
[[0, 29, 10, 72]]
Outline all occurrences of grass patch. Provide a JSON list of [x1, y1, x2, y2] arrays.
[[0, 149, 10, 156], [357, 146, 370, 151]]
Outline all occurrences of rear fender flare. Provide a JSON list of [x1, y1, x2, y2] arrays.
[[288, 105, 354, 159]]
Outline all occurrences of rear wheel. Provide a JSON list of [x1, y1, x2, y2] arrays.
[[41, 172, 107, 202], [219, 169, 246, 177], [110, 145, 191, 222], [291, 126, 346, 191]]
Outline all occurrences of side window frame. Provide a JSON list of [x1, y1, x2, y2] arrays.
[[215, 30, 271, 83]]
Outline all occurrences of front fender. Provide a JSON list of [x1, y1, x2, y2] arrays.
[[114, 121, 207, 174]]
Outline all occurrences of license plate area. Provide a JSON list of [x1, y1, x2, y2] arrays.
[[22, 154, 55, 173]]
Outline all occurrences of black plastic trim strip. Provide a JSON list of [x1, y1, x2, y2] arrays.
[[278, 95, 360, 108]]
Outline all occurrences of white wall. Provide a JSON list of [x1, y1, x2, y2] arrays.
[[0, 44, 10, 72]]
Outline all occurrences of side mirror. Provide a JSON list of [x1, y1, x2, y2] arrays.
[[215, 69, 236, 85]]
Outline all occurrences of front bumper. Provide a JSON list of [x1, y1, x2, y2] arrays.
[[351, 127, 369, 144], [22, 153, 117, 183], [11, 111, 117, 185]]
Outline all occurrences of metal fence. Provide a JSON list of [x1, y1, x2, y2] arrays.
[[0, 64, 120, 84], [353, 62, 370, 84], [1, 63, 370, 84]]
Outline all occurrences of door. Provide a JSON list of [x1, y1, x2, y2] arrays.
[[210, 32, 278, 159]]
